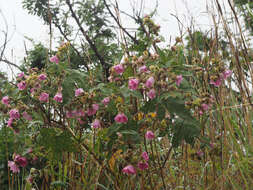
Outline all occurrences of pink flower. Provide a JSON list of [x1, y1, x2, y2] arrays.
[[22, 112, 32, 121], [113, 64, 124, 75], [38, 74, 47, 81], [210, 78, 222, 87], [176, 75, 183, 86], [9, 109, 20, 119], [1, 96, 9, 105], [145, 130, 155, 140], [14, 155, 28, 167], [138, 65, 148, 73], [87, 104, 99, 116], [201, 103, 209, 111], [7, 118, 13, 127], [102, 97, 110, 106], [145, 76, 155, 88], [53, 92, 63, 103], [75, 88, 84, 97], [138, 162, 149, 170], [92, 119, 101, 129], [8, 161, 20, 173], [114, 113, 128, 124], [17, 72, 24, 78], [142, 152, 149, 161], [50, 55, 59, 64], [222, 70, 232, 80], [17, 81, 26, 90], [122, 165, 136, 175], [39, 92, 49, 102], [128, 78, 139, 90], [147, 89, 156, 99]]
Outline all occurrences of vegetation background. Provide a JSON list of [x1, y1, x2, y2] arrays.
[[0, 0, 253, 189]]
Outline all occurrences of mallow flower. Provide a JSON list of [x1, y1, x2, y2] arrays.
[[122, 165, 136, 175]]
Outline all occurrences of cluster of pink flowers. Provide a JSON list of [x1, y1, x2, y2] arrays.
[[8, 154, 28, 173], [122, 151, 150, 175], [114, 113, 128, 124], [210, 70, 232, 87]]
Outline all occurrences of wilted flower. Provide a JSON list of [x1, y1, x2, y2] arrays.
[[122, 165, 136, 175]]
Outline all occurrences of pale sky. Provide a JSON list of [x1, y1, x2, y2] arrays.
[[0, 0, 225, 77]]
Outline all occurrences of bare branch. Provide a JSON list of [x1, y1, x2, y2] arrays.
[[65, 0, 109, 79]]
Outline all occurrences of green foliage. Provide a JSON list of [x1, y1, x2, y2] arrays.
[[22, 43, 48, 70], [37, 128, 77, 159]]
